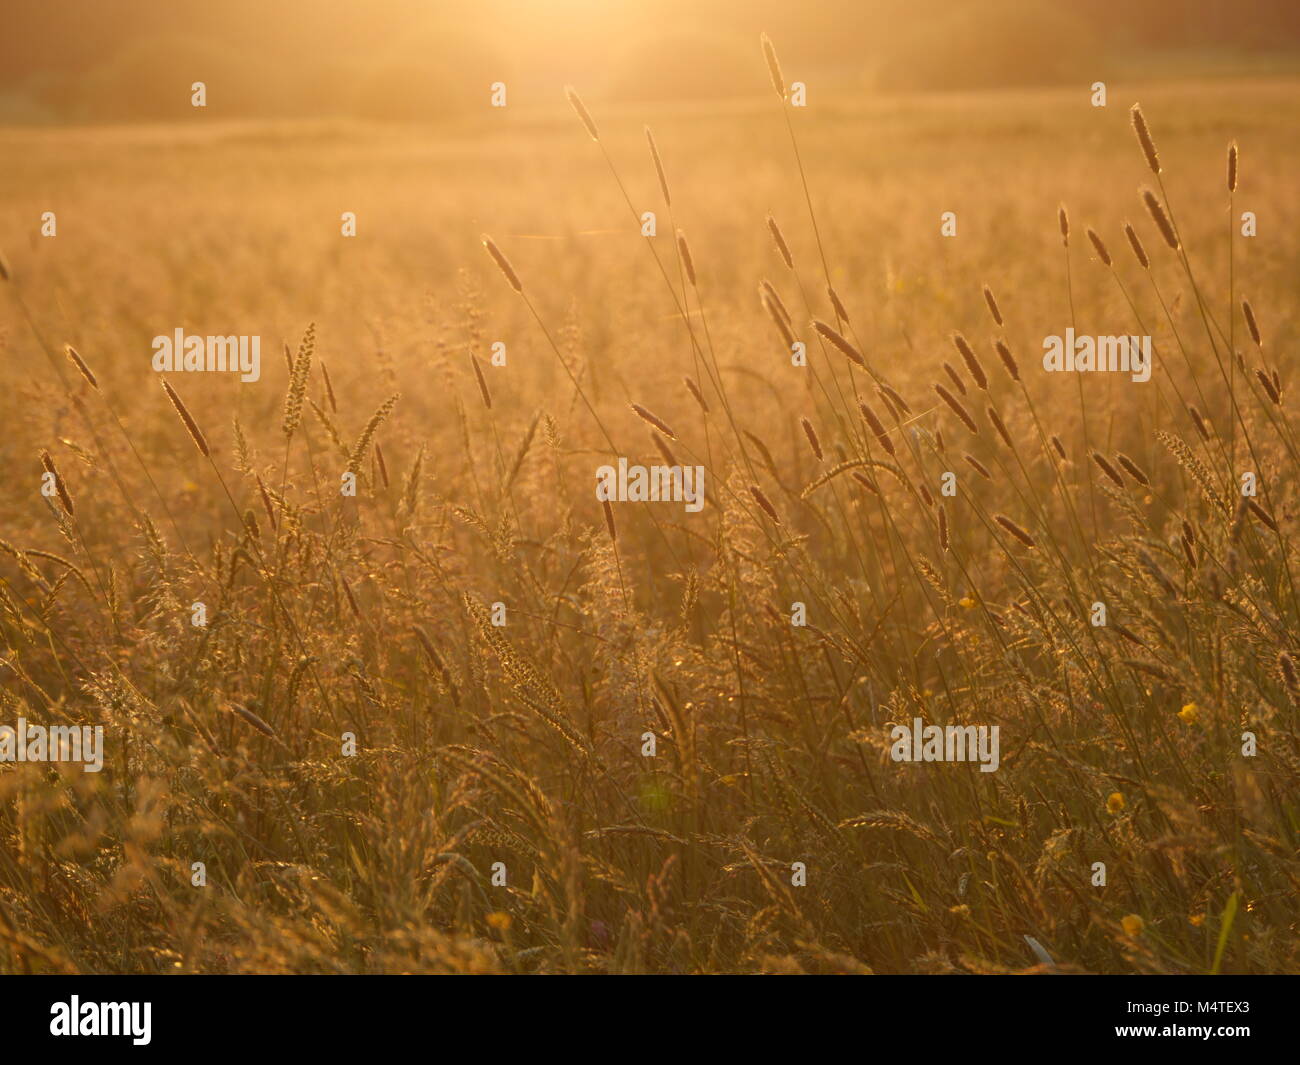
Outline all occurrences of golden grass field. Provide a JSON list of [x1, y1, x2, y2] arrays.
[[1, 65, 1298, 973]]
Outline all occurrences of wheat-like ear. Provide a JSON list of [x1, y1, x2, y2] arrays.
[[676, 229, 697, 287], [767, 215, 794, 269], [161, 378, 209, 457], [1227, 141, 1239, 192]]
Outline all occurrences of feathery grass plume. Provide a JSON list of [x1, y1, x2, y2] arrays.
[[993, 339, 1021, 382], [1255, 368, 1281, 405], [767, 215, 794, 269], [63, 344, 98, 390], [471, 354, 492, 409], [800, 417, 823, 461], [749, 484, 781, 523], [601, 497, 617, 543], [953, 333, 988, 390], [1058, 204, 1070, 247], [320, 360, 338, 413], [938, 504, 949, 551], [995, 514, 1037, 548], [860, 401, 895, 456], [1091, 451, 1126, 488], [762, 294, 796, 348], [39, 451, 74, 516], [347, 393, 400, 474], [676, 229, 697, 286], [1086, 228, 1113, 267], [964, 453, 992, 480], [1241, 299, 1261, 347], [1141, 189, 1179, 249], [879, 382, 913, 416], [282, 322, 314, 438], [630, 402, 675, 440], [813, 319, 866, 367], [760, 279, 793, 326], [987, 406, 1013, 448], [761, 33, 784, 99], [1116, 453, 1151, 486], [161, 378, 209, 457], [683, 375, 710, 414], [1228, 141, 1239, 193], [646, 126, 670, 205], [482, 235, 523, 294], [934, 384, 978, 434], [827, 285, 850, 323], [942, 362, 968, 396], [565, 85, 599, 141], [982, 285, 1003, 326], [1131, 104, 1161, 175]]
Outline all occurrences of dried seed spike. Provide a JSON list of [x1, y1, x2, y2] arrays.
[[827, 285, 850, 324], [1241, 299, 1261, 347], [859, 401, 895, 457], [1255, 368, 1280, 405], [1116, 453, 1150, 486], [646, 126, 670, 206], [749, 484, 781, 524], [1086, 228, 1112, 267], [1091, 451, 1126, 488], [995, 514, 1037, 548], [1131, 104, 1161, 175], [471, 354, 492, 409], [320, 359, 338, 413], [630, 403, 675, 440], [942, 361, 968, 396], [934, 383, 979, 434], [1124, 222, 1150, 269], [953, 333, 987, 390], [39, 450, 75, 516], [1141, 188, 1179, 250], [602, 497, 617, 543], [683, 375, 710, 414], [982, 285, 1003, 326], [987, 406, 1013, 448], [161, 378, 209, 457], [565, 86, 599, 141], [1058, 204, 1070, 247], [1227, 141, 1238, 193], [761, 33, 784, 99], [767, 215, 794, 269], [64, 344, 99, 389], [676, 229, 696, 287], [800, 417, 823, 461], [651, 429, 678, 468], [762, 294, 796, 348], [995, 339, 1020, 382], [963, 453, 992, 480], [812, 319, 865, 367], [482, 235, 523, 294]]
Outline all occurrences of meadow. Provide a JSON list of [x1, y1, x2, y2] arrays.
[[0, 63, 1298, 973]]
